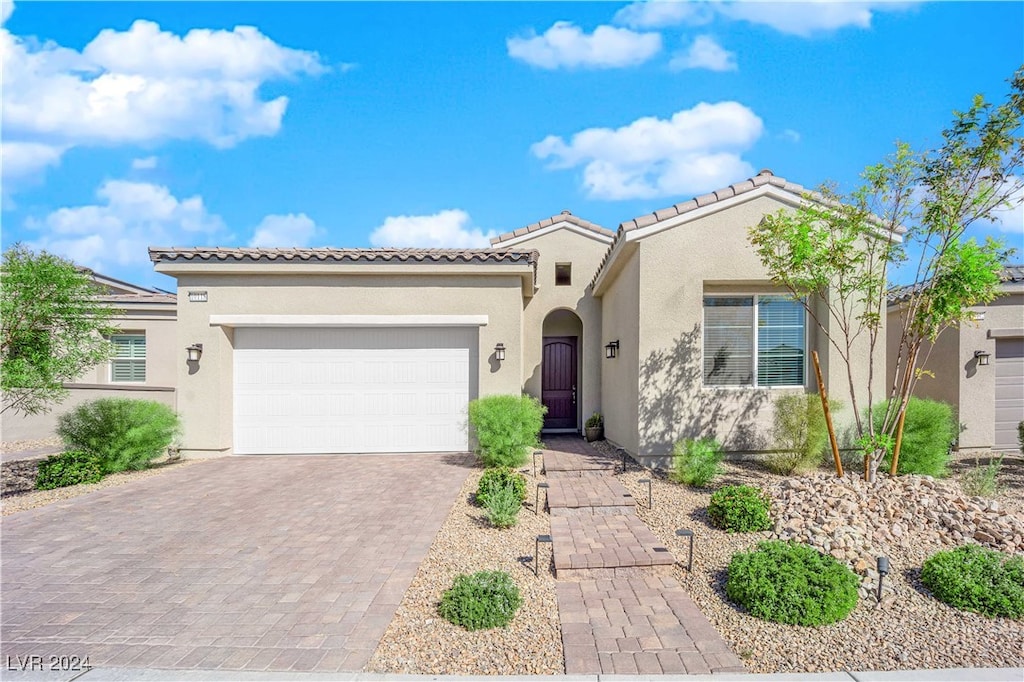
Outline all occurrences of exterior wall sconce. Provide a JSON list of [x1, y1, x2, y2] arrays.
[[494, 343, 506, 362], [974, 350, 991, 366], [186, 343, 203, 363], [605, 340, 619, 359]]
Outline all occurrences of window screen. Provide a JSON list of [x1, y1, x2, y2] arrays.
[[703, 297, 754, 385], [757, 296, 805, 387], [703, 295, 805, 387], [111, 334, 146, 382]]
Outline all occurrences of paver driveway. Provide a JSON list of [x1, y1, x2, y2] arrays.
[[1, 454, 471, 673]]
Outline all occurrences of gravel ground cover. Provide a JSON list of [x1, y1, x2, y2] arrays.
[[597, 442, 1024, 674], [1, 453, 207, 516], [367, 464, 564, 675], [0, 437, 62, 454]]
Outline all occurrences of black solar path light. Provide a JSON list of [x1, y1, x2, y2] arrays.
[[535, 482, 549, 515], [676, 528, 695, 572], [877, 556, 890, 602], [535, 535, 552, 576], [637, 478, 652, 509]]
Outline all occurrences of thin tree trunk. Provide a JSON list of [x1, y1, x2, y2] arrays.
[[891, 408, 907, 476], [812, 351, 843, 477]]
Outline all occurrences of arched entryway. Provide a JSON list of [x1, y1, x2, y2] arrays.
[[541, 309, 583, 432]]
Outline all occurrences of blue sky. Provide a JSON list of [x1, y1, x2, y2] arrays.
[[2, 0, 1022, 289]]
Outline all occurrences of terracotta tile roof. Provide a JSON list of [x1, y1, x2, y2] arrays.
[[490, 210, 614, 245], [148, 247, 539, 267], [618, 169, 808, 233], [888, 264, 1024, 304]]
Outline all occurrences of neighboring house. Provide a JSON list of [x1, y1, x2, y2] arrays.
[[150, 170, 886, 467], [887, 265, 1024, 453], [1, 272, 177, 442]]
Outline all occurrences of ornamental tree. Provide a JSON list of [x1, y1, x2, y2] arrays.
[[1, 246, 119, 415], [749, 69, 1022, 480]]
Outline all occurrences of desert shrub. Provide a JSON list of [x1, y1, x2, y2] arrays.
[[475, 467, 527, 507], [961, 456, 1003, 498], [708, 485, 773, 532], [586, 412, 603, 428], [726, 540, 859, 626], [669, 437, 723, 487], [766, 394, 831, 475], [482, 481, 522, 528], [438, 570, 522, 630], [467, 394, 546, 468], [921, 545, 1024, 619], [57, 398, 181, 474], [35, 450, 104, 490], [1018, 420, 1024, 455], [872, 397, 957, 477]]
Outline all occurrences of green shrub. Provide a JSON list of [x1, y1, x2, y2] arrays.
[[57, 398, 181, 474], [961, 456, 1003, 498], [726, 540, 859, 626], [921, 545, 1024, 619], [708, 485, 773, 532], [476, 467, 527, 507], [586, 412, 603, 428], [482, 481, 522, 528], [872, 397, 957, 477], [669, 437, 723, 487], [766, 394, 831, 475], [467, 394, 546, 468], [35, 450, 104, 490], [1018, 420, 1024, 455], [438, 570, 522, 630]]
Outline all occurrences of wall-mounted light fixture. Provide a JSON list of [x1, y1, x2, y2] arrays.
[[974, 350, 991, 366], [186, 343, 204, 363], [605, 340, 619, 359], [494, 343, 506, 362]]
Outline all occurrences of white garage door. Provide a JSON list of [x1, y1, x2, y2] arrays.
[[233, 327, 475, 454], [994, 338, 1024, 452]]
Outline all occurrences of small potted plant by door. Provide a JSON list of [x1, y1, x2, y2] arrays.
[[585, 412, 604, 442]]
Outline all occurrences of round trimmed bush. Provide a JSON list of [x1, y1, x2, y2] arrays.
[[708, 485, 772, 532], [475, 467, 527, 507], [921, 545, 1024, 619], [35, 450, 104, 490], [726, 540, 859, 626], [438, 570, 522, 631]]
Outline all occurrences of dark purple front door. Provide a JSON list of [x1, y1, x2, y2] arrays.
[[542, 336, 578, 430]]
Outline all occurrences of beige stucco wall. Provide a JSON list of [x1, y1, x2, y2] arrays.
[[598, 248, 641, 455], [1, 306, 177, 443], [515, 229, 610, 430], [170, 273, 525, 454], [894, 289, 1023, 451], [625, 194, 886, 466]]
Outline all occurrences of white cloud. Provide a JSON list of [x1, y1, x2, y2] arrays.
[[249, 213, 321, 247], [24, 180, 226, 272], [779, 128, 801, 143], [1, 141, 66, 182], [990, 181, 1023, 236], [1, 18, 325, 184], [532, 101, 763, 200], [615, 0, 714, 29], [369, 209, 497, 248], [1, 0, 14, 26], [131, 156, 158, 170], [615, 1, 918, 37], [668, 35, 737, 72], [507, 21, 661, 70]]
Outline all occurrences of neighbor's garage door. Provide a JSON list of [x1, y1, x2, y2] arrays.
[[233, 327, 474, 454], [994, 338, 1024, 451]]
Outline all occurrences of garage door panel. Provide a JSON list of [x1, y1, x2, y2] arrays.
[[233, 327, 474, 454], [994, 338, 1024, 451]]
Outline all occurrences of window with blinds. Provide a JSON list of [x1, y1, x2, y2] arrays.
[[110, 334, 146, 382], [703, 295, 805, 387]]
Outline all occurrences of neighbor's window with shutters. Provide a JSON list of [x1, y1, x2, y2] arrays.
[[703, 295, 805, 387], [110, 334, 146, 383]]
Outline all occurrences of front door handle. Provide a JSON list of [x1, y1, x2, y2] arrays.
[[572, 385, 577, 404]]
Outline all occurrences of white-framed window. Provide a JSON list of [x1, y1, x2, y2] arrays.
[[110, 334, 146, 383], [703, 295, 806, 387]]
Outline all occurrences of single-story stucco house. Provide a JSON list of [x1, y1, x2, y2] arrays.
[[887, 265, 1024, 453], [2, 271, 178, 442], [150, 170, 886, 467]]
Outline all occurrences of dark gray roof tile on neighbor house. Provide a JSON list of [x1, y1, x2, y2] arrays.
[[887, 264, 1024, 304], [490, 210, 614, 245], [148, 247, 539, 267], [99, 293, 177, 304]]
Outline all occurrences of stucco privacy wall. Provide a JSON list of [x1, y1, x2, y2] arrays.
[[1, 307, 177, 442], [515, 228, 609, 428], [632, 193, 887, 465], [169, 273, 525, 455], [599, 249, 641, 456]]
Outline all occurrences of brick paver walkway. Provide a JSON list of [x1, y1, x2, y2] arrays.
[[547, 476, 636, 516], [1, 454, 471, 673], [541, 435, 744, 675]]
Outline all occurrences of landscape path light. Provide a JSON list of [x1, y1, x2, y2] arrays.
[[676, 528, 695, 573]]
